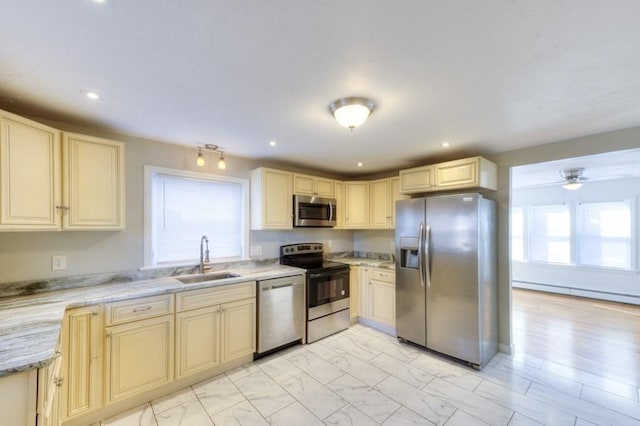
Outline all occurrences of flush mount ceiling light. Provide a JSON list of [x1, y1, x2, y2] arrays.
[[560, 168, 585, 190], [195, 144, 227, 169], [81, 90, 100, 100], [329, 97, 376, 131]]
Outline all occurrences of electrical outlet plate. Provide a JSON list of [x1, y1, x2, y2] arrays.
[[52, 255, 67, 271], [249, 246, 263, 256]]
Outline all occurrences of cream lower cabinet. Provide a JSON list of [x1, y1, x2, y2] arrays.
[[349, 266, 359, 320], [176, 281, 256, 379], [358, 267, 396, 329], [59, 305, 102, 422], [37, 360, 60, 426], [105, 312, 174, 404]]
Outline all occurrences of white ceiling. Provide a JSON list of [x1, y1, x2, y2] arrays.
[[1, 1, 640, 176]]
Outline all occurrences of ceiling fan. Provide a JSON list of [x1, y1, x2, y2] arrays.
[[559, 168, 587, 190]]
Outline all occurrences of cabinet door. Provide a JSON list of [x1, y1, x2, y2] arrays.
[[434, 157, 479, 189], [105, 315, 174, 404], [369, 280, 396, 328], [334, 181, 345, 229], [37, 364, 60, 426], [345, 182, 370, 229], [315, 177, 335, 197], [221, 298, 256, 363], [0, 111, 61, 230], [389, 177, 408, 229], [349, 267, 359, 320], [60, 306, 102, 421], [399, 165, 434, 194], [358, 268, 370, 319], [370, 179, 389, 229], [250, 168, 293, 230], [63, 133, 125, 230], [176, 306, 220, 378], [293, 173, 315, 195]]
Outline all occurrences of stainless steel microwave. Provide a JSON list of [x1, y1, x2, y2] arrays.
[[293, 194, 337, 227]]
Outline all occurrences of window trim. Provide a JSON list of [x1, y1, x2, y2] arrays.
[[143, 165, 250, 268]]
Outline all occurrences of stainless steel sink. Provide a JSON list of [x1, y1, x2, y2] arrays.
[[177, 272, 240, 284]]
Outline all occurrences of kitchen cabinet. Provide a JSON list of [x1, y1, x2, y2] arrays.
[[369, 177, 408, 229], [250, 167, 293, 230], [345, 181, 370, 229], [104, 295, 175, 404], [399, 156, 497, 194], [349, 266, 359, 320], [59, 305, 103, 422], [62, 132, 125, 230], [293, 173, 334, 198], [0, 370, 38, 426], [358, 267, 370, 318], [434, 156, 497, 191], [37, 357, 60, 426], [399, 164, 434, 194], [334, 181, 345, 229], [0, 110, 126, 231], [368, 269, 396, 328], [0, 109, 61, 230], [175, 281, 255, 378]]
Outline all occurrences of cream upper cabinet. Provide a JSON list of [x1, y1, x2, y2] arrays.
[[334, 181, 345, 229], [369, 179, 390, 229], [345, 181, 370, 229], [0, 110, 61, 230], [60, 305, 103, 422], [0, 110, 126, 231], [250, 167, 293, 230], [399, 165, 434, 194], [63, 133, 125, 230], [434, 156, 497, 191], [293, 173, 334, 198], [389, 177, 408, 228], [400, 156, 497, 194]]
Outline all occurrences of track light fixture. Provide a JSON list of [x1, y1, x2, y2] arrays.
[[195, 144, 227, 169]]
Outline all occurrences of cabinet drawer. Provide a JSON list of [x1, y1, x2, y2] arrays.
[[176, 281, 256, 312], [370, 269, 395, 283], [105, 294, 174, 326]]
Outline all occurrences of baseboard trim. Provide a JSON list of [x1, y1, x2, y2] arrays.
[[513, 281, 640, 305]]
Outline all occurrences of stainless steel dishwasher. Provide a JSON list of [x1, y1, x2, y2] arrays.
[[256, 274, 305, 356]]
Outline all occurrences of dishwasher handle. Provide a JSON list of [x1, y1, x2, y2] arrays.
[[259, 275, 304, 292]]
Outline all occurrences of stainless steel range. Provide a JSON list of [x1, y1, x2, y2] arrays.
[[280, 243, 350, 343]]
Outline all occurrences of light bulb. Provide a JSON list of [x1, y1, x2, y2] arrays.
[[218, 153, 226, 170], [196, 149, 205, 167]]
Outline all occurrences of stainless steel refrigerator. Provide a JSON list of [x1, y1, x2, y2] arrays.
[[395, 193, 497, 368]]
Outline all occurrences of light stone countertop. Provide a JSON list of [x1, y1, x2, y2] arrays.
[[0, 264, 303, 378], [331, 257, 396, 270]]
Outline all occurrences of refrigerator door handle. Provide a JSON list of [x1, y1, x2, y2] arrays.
[[425, 224, 431, 288], [418, 222, 425, 287]]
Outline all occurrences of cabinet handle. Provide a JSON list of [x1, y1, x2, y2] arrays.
[[54, 377, 64, 387], [133, 305, 152, 313], [55, 206, 69, 210]]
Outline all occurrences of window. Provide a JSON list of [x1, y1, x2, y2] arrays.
[[529, 204, 570, 264], [577, 201, 632, 269], [511, 206, 524, 261], [144, 166, 249, 266]]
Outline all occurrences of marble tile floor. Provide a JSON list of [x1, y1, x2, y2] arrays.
[[100, 324, 640, 426]]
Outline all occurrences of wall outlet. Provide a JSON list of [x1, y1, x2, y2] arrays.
[[326, 240, 333, 249], [249, 245, 263, 256], [52, 255, 67, 271], [389, 241, 395, 251]]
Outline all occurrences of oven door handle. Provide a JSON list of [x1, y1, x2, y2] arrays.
[[307, 269, 348, 279]]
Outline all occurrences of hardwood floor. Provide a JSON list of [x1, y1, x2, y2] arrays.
[[512, 288, 640, 386]]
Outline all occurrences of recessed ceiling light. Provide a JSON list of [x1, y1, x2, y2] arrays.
[[357, 162, 363, 167], [441, 141, 451, 148], [82, 90, 100, 100], [269, 141, 277, 147]]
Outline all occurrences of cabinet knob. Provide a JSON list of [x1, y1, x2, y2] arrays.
[[54, 377, 64, 387]]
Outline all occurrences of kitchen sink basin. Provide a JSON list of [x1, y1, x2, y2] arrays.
[[177, 272, 240, 284]]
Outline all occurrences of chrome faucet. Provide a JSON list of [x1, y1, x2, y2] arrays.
[[199, 235, 211, 274]]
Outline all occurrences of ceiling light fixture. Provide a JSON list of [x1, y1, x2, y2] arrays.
[[441, 141, 451, 148], [195, 144, 227, 169], [196, 148, 205, 167], [269, 141, 277, 147], [82, 90, 100, 100], [560, 168, 585, 190], [357, 162, 363, 167], [329, 97, 376, 131]]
